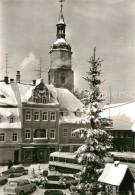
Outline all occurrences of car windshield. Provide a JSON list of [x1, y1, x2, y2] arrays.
[[47, 175, 60, 181], [9, 182, 18, 187], [45, 190, 63, 195]]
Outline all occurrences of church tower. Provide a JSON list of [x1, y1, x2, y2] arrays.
[[48, 1, 74, 91]]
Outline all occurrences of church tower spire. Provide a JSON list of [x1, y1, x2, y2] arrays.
[[48, 0, 74, 92], [57, 1, 66, 39]]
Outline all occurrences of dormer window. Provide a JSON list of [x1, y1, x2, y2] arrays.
[[60, 108, 68, 117], [0, 94, 6, 98], [10, 116, 14, 123], [60, 112, 64, 117], [75, 109, 81, 117]]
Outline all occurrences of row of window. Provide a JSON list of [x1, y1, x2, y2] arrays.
[[0, 110, 81, 124], [0, 116, 15, 123], [0, 133, 18, 142], [63, 128, 78, 137], [111, 132, 132, 138], [25, 129, 55, 139], [114, 145, 132, 152], [33, 96, 47, 104], [25, 111, 56, 121], [0, 128, 80, 142], [0, 129, 56, 142], [25, 128, 78, 139]]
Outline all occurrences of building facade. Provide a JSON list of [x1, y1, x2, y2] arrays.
[[103, 103, 135, 152], [21, 80, 60, 163], [0, 82, 22, 164]]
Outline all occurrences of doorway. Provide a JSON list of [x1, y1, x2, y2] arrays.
[[14, 150, 19, 165]]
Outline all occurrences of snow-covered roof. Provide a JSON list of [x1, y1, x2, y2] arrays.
[[0, 82, 18, 106], [102, 102, 135, 131], [0, 79, 85, 126], [55, 88, 85, 123], [46, 86, 85, 124], [51, 38, 71, 51], [18, 83, 35, 103], [55, 88, 83, 111], [53, 38, 67, 45], [50, 152, 76, 159], [98, 162, 134, 186], [0, 108, 21, 129], [17, 81, 58, 105]]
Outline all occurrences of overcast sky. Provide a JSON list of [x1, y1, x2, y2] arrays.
[[0, 0, 135, 104]]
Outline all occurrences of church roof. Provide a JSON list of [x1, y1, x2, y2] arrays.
[[51, 38, 71, 51], [57, 7, 65, 25]]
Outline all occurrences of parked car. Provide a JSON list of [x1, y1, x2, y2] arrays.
[[4, 179, 36, 195], [44, 190, 64, 195], [43, 174, 78, 189], [0, 175, 8, 185], [30, 176, 45, 185], [2, 166, 28, 178]]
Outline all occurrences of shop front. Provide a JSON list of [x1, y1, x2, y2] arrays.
[[22, 145, 57, 163], [0, 145, 21, 165]]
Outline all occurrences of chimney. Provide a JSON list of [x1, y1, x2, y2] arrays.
[[33, 80, 36, 85], [4, 76, 9, 84], [114, 161, 120, 167], [16, 71, 20, 83], [10, 78, 14, 82]]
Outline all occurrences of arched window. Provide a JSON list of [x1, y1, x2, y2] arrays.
[[61, 73, 66, 84], [35, 97, 39, 103], [42, 96, 46, 103]]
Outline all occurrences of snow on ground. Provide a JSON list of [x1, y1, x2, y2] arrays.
[[0, 166, 8, 174], [0, 164, 71, 195]]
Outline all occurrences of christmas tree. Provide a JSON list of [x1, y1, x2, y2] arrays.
[[71, 48, 113, 195]]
